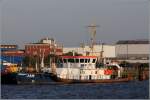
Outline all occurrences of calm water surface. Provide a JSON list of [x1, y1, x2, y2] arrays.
[[1, 80, 149, 99]]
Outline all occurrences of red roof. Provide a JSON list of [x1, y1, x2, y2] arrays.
[[61, 56, 97, 59]]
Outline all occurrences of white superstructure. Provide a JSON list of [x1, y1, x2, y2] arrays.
[[53, 56, 121, 80]]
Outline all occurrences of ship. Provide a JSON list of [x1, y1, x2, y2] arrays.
[[16, 72, 54, 85], [1, 65, 19, 84], [1, 64, 54, 85], [49, 55, 133, 84]]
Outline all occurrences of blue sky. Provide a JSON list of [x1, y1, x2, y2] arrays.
[[1, 0, 149, 48]]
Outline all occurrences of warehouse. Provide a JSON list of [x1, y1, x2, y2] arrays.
[[115, 40, 149, 63]]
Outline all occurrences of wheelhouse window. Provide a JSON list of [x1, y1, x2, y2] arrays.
[[68, 59, 75, 63], [80, 59, 84, 63], [85, 59, 88, 63], [63, 59, 67, 63], [75, 59, 79, 63], [92, 59, 96, 63]]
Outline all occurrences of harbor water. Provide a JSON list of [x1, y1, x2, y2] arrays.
[[1, 80, 149, 99]]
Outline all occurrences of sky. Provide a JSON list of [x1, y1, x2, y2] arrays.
[[1, 0, 149, 48]]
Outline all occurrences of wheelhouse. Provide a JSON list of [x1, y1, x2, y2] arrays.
[[57, 56, 97, 69]]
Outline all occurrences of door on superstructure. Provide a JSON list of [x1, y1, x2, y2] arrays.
[[89, 75, 92, 80]]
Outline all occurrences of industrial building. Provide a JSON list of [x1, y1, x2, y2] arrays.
[[0, 45, 18, 51], [63, 44, 116, 58], [1, 45, 24, 65]]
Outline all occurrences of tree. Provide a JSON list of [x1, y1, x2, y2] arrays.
[[119, 61, 131, 67], [63, 51, 82, 56], [23, 56, 30, 66], [23, 56, 37, 67], [44, 54, 60, 65]]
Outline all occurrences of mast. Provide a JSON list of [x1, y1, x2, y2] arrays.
[[29, 46, 31, 67], [126, 41, 128, 61], [40, 49, 45, 68], [87, 23, 99, 55], [35, 59, 38, 72], [51, 43, 56, 74], [100, 43, 104, 63], [126, 41, 128, 67], [49, 56, 51, 68], [80, 43, 85, 56]]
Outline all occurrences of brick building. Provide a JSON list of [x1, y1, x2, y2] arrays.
[[25, 37, 63, 57]]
